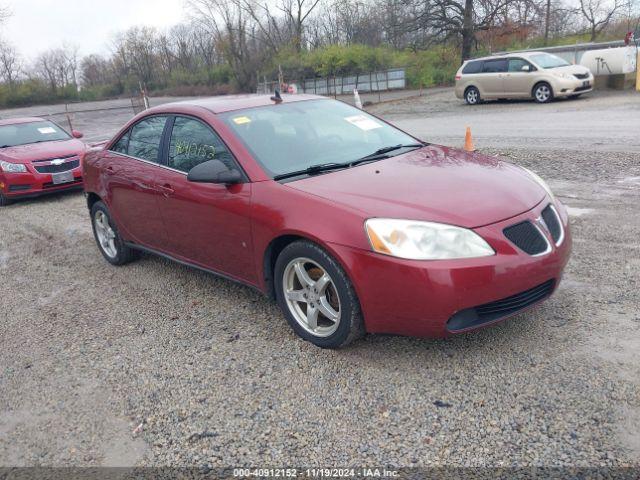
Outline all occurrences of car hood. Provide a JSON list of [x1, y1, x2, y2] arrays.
[[286, 145, 546, 229], [550, 64, 591, 76], [0, 139, 86, 164]]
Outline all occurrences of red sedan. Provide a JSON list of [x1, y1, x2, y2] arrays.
[[0, 117, 86, 206], [83, 94, 571, 348]]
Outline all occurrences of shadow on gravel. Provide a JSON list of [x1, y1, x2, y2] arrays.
[[2, 188, 84, 208]]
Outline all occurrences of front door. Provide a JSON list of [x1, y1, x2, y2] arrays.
[[503, 58, 536, 97], [154, 115, 255, 283], [105, 116, 168, 250]]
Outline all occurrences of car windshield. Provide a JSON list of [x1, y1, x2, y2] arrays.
[[530, 53, 570, 69], [220, 99, 420, 178], [0, 120, 71, 148]]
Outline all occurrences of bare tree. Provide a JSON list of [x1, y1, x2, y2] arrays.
[[189, 0, 260, 90], [0, 39, 20, 85], [580, 0, 626, 40], [34, 46, 79, 92]]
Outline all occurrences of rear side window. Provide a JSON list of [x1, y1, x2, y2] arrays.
[[168, 116, 236, 173], [127, 116, 168, 163], [462, 61, 483, 74], [482, 59, 507, 73]]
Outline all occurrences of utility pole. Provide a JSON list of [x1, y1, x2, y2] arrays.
[[544, 0, 551, 46]]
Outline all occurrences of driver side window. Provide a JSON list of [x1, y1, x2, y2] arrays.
[[508, 58, 532, 72], [168, 116, 235, 173]]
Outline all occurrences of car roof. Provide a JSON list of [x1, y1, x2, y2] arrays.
[[466, 51, 547, 63], [0, 117, 46, 126], [155, 93, 327, 115]]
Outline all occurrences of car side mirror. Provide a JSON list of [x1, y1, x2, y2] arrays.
[[187, 160, 242, 185], [72, 130, 84, 139], [521, 65, 531, 72]]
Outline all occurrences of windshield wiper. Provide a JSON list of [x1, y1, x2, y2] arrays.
[[350, 143, 424, 166], [273, 143, 425, 181], [273, 162, 350, 181]]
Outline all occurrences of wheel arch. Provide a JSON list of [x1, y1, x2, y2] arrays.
[[464, 85, 480, 97], [86, 192, 102, 211], [262, 233, 353, 301]]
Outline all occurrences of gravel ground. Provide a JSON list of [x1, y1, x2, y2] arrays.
[[1, 91, 639, 470]]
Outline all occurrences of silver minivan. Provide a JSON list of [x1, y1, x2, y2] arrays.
[[455, 52, 594, 104]]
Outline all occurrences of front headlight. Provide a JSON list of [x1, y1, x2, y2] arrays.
[[0, 160, 27, 173], [553, 72, 570, 78], [521, 166, 555, 201], [365, 218, 495, 260]]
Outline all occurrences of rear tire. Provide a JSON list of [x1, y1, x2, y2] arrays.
[[465, 86, 481, 105], [274, 240, 365, 349], [90, 201, 139, 266], [0, 193, 11, 206], [533, 82, 553, 103]]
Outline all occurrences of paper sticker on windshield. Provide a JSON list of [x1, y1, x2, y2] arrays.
[[345, 115, 382, 131], [232, 116, 251, 125], [38, 127, 57, 134]]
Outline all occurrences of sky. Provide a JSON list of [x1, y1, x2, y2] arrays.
[[2, 0, 186, 60]]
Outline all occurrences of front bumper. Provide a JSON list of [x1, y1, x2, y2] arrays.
[[330, 199, 572, 338], [553, 75, 594, 96], [1, 166, 83, 199]]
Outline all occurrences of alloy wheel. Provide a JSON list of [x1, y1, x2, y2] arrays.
[[467, 89, 478, 104], [535, 85, 551, 102], [94, 210, 118, 259], [282, 257, 341, 337]]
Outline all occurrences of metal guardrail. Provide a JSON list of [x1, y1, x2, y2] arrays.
[[486, 40, 633, 66], [493, 40, 627, 56], [257, 68, 406, 95]]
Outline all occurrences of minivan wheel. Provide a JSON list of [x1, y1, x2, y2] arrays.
[[0, 193, 12, 207], [533, 83, 553, 103], [274, 241, 365, 349], [90, 201, 139, 266], [465, 87, 480, 105]]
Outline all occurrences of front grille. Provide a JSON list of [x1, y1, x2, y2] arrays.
[[541, 205, 562, 243], [32, 154, 75, 164], [573, 73, 589, 80], [447, 280, 556, 331], [573, 85, 591, 92], [35, 159, 80, 174], [503, 221, 548, 255]]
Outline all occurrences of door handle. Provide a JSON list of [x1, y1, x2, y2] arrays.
[[105, 166, 115, 175], [157, 184, 175, 197], [133, 181, 154, 191]]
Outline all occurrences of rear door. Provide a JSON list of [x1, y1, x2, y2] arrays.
[[480, 59, 508, 97], [503, 58, 536, 97], [153, 115, 255, 282], [104, 115, 168, 250]]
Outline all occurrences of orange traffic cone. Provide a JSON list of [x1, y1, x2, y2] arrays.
[[464, 126, 475, 152]]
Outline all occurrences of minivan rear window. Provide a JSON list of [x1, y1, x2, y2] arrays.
[[462, 61, 482, 74]]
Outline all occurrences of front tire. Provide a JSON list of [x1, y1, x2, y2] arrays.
[[465, 86, 481, 105], [90, 201, 138, 265], [274, 241, 365, 349], [0, 193, 12, 207], [533, 82, 553, 103]]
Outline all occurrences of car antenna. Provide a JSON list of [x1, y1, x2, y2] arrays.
[[270, 89, 283, 104]]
